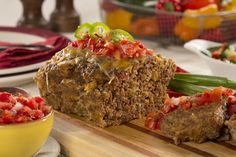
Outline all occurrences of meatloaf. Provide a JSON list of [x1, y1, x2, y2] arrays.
[[35, 35, 176, 127], [145, 87, 231, 144], [160, 101, 226, 144]]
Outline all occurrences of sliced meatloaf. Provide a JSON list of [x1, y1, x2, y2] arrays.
[[145, 87, 231, 144], [160, 101, 226, 144], [35, 38, 176, 127]]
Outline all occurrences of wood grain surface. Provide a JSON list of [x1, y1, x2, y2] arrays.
[[52, 111, 236, 157]]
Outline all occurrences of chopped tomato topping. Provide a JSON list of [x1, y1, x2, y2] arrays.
[[229, 105, 236, 115], [210, 87, 223, 102], [227, 94, 236, 115], [145, 112, 164, 130], [69, 35, 154, 59], [0, 92, 51, 125], [180, 101, 191, 110], [167, 89, 185, 98], [175, 66, 188, 73], [118, 40, 153, 58]]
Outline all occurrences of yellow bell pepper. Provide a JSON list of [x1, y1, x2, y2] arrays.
[[105, 9, 133, 31], [174, 20, 200, 42], [223, 0, 236, 11], [130, 17, 160, 36], [182, 4, 221, 30], [222, 0, 236, 20]]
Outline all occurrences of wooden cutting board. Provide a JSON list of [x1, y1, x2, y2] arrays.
[[52, 111, 236, 157]]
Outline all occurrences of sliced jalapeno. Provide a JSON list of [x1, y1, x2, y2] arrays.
[[110, 29, 134, 43], [74, 22, 92, 39], [90, 22, 111, 38]]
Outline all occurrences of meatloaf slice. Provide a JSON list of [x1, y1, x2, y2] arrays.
[[160, 101, 227, 144], [35, 44, 176, 127], [145, 87, 231, 144]]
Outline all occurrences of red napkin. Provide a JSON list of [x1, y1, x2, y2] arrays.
[[0, 35, 69, 69]]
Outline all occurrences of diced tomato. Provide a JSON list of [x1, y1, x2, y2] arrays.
[[145, 112, 164, 130], [167, 90, 185, 98], [212, 50, 221, 59], [75, 34, 153, 59], [27, 98, 39, 110], [0, 102, 13, 110], [0, 92, 11, 102], [181, 101, 191, 110], [0, 92, 51, 125], [175, 66, 188, 73], [162, 98, 178, 113], [30, 110, 44, 120], [228, 104, 236, 114], [15, 116, 30, 123], [0, 92, 16, 105], [18, 106, 32, 117], [196, 90, 212, 105], [162, 104, 171, 113], [69, 41, 79, 47], [210, 87, 223, 102], [2, 110, 15, 124], [211, 43, 228, 59], [34, 96, 44, 104], [16, 96, 28, 106], [228, 96, 236, 104], [145, 115, 158, 129], [223, 88, 233, 96]]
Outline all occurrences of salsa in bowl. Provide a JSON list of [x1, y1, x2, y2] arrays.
[[0, 91, 53, 157]]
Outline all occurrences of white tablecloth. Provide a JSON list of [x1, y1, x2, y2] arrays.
[[0, 0, 211, 94]]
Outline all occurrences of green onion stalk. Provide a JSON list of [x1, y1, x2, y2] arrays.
[[168, 73, 236, 96]]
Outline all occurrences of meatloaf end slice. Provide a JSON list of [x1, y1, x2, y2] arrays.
[[160, 101, 227, 144]]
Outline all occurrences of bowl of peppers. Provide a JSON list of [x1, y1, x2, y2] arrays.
[[99, 0, 236, 44]]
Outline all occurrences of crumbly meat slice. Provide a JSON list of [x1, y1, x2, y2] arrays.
[[225, 114, 236, 141], [35, 49, 176, 127], [160, 101, 227, 144]]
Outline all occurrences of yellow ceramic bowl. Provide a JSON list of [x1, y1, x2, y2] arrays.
[[0, 111, 54, 157]]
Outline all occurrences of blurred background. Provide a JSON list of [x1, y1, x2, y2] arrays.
[[0, 0, 236, 82], [1, 0, 236, 44], [0, 0, 100, 30]]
